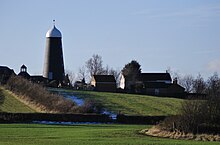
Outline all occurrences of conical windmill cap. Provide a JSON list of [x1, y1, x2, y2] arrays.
[[46, 20, 62, 38]]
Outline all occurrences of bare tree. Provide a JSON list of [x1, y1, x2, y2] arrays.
[[166, 67, 181, 82], [77, 66, 87, 81], [160, 73, 220, 134], [103, 65, 110, 75], [82, 54, 121, 84], [193, 74, 206, 94], [179, 75, 194, 93], [65, 70, 75, 86], [108, 68, 120, 81], [86, 54, 105, 79], [206, 73, 220, 124], [101, 65, 120, 81], [206, 72, 220, 98]]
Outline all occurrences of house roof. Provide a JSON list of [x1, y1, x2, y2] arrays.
[[140, 73, 172, 82], [0, 66, 15, 75], [30, 75, 48, 82], [0, 66, 10, 70], [144, 82, 170, 88], [93, 75, 116, 82], [21, 64, 27, 69], [18, 72, 30, 78], [144, 82, 185, 90]]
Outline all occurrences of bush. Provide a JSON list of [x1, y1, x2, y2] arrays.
[[159, 73, 220, 134], [159, 100, 207, 133], [159, 98, 220, 134], [81, 99, 104, 113], [5, 76, 76, 113]]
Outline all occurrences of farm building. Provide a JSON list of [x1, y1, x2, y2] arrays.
[[0, 66, 15, 84], [18, 65, 47, 84], [91, 75, 117, 92], [18, 64, 30, 79], [120, 72, 185, 97]]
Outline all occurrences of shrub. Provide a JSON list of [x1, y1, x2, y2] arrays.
[[81, 99, 104, 113], [5, 76, 76, 113], [5, 76, 103, 114], [158, 74, 220, 134], [159, 95, 220, 134]]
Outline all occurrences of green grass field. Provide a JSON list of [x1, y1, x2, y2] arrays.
[[0, 87, 35, 113], [0, 88, 218, 144], [64, 90, 183, 116], [0, 124, 219, 145], [0, 86, 183, 116]]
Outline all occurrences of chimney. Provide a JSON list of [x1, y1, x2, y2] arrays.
[[173, 77, 178, 84]]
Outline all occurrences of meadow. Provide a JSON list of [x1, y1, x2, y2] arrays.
[[0, 123, 219, 145], [64, 90, 183, 116], [0, 87, 35, 113], [0, 88, 219, 144], [0, 86, 184, 116]]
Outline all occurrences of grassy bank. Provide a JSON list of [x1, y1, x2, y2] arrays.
[[0, 124, 219, 145], [5, 76, 78, 113], [0, 87, 35, 113], [0, 86, 184, 116], [60, 89, 183, 116]]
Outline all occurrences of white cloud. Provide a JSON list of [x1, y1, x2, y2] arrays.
[[207, 59, 220, 72]]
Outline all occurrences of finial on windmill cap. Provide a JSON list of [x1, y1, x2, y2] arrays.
[[53, 19, 55, 26], [46, 20, 62, 37]]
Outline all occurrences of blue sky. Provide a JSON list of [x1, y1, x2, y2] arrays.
[[1, 0, 220, 79]]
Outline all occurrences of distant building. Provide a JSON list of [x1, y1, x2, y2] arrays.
[[18, 64, 30, 79], [43, 20, 65, 83], [120, 72, 185, 97], [139, 73, 172, 84], [30, 75, 48, 84], [74, 78, 86, 90], [91, 75, 116, 92], [0, 66, 15, 84], [18, 65, 47, 84], [1, 21, 67, 87]]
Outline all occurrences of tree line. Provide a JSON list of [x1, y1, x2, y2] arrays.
[[159, 73, 220, 134], [70, 54, 143, 92], [69, 54, 219, 92], [175, 73, 217, 96]]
